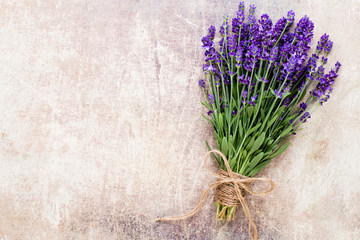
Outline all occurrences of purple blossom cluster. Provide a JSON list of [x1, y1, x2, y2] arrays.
[[199, 1, 341, 125]]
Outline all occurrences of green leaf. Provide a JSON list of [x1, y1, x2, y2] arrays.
[[267, 114, 278, 129], [260, 108, 265, 121], [247, 106, 254, 119], [242, 149, 247, 162], [267, 138, 274, 146], [282, 92, 291, 99], [248, 123, 261, 136], [221, 137, 229, 156], [275, 106, 285, 115], [228, 135, 236, 157], [249, 132, 265, 155], [229, 114, 238, 128], [297, 88, 307, 103], [269, 88, 275, 96], [254, 103, 260, 116], [229, 157, 237, 169], [245, 136, 255, 152], [216, 138, 221, 150], [248, 159, 271, 177], [218, 113, 223, 132], [278, 126, 292, 138], [239, 121, 243, 138], [200, 100, 211, 109], [201, 114, 214, 125], [248, 152, 264, 169], [214, 130, 221, 141], [269, 141, 291, 159], [229, 135, 234, 143]]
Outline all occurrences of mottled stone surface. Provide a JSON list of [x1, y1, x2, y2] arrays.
[[0, 0, 359, 239]]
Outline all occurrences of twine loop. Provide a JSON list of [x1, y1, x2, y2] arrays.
[[156, 150, 275, 240]]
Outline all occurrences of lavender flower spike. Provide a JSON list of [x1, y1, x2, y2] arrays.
[[287, 10, 295, 25], [324, 40, 333, 55], [248, 4, 256, 24], [198, 79, 205, 89], [232, 2, 245, 33], [316, 33, 329, 53], [208, 94, 215, 104]]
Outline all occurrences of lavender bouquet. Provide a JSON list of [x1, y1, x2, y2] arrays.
[[199, 2, 341, 222]]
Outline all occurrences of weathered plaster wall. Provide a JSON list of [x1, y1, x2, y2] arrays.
[[0, 0, 359, 239]]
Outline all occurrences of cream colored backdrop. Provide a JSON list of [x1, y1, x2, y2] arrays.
[[0, 0, 359, 239]]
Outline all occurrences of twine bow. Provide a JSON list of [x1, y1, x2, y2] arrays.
[[156, 150, 275, 240]]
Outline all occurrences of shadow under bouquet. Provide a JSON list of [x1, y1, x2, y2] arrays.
[[199, 0, 341, 232]]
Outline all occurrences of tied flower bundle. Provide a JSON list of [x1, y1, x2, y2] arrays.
[[200, 0, 340, 232], [158, 2, 341, 240]]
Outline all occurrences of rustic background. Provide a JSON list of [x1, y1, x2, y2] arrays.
[[0, 0, 359, 239]]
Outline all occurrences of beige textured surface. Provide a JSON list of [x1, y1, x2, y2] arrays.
[[0, 0, 359, 239]]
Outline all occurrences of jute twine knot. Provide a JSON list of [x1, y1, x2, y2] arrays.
[[156, 150, 275, 240], [215, 168, 246, 207]]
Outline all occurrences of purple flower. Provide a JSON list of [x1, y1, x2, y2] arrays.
[[220, 15, 229, 36], [307, 54, 319, 71], [201, 26, 217, 62], [322, 56, 328, 64], [260, 77, 268, 83], [238, 74, 250, 85], [215, 75, 221, 87], [324, 40, 333, 55], [242, 90, 248, 98], [316, 33, 329, 53], [269, 47, 279, 63], [203, 64, 216, 72], [298, 80, 306, 92], [232, 2, 245, 33], [300, 112, 311, 122], [199, 4, 341, 126], [259, 14, 273, 32], [299, 102, 307, 114], [312, 62, 340, 105], [227, 35, 237, 56], [289, 119, 294, 124], [335, 61, 342, 73], [317, 66, 325, 76], [207, 110, 213, 116], [198, 79, 205, 88], [208, 94, 215, 104], [294, 16, 314, 46], [279, 42, 293, 59], [235, 46, 244, 63], [272, 17, 287, 40], [249, 94, 258, 105], [227, 70, 236, 76], [300, 102, 307, 110], [248, 4, 256, 24], [283, 98, 290, 106], [287, 10, 295, 25], [274, 89, 283, 98]]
